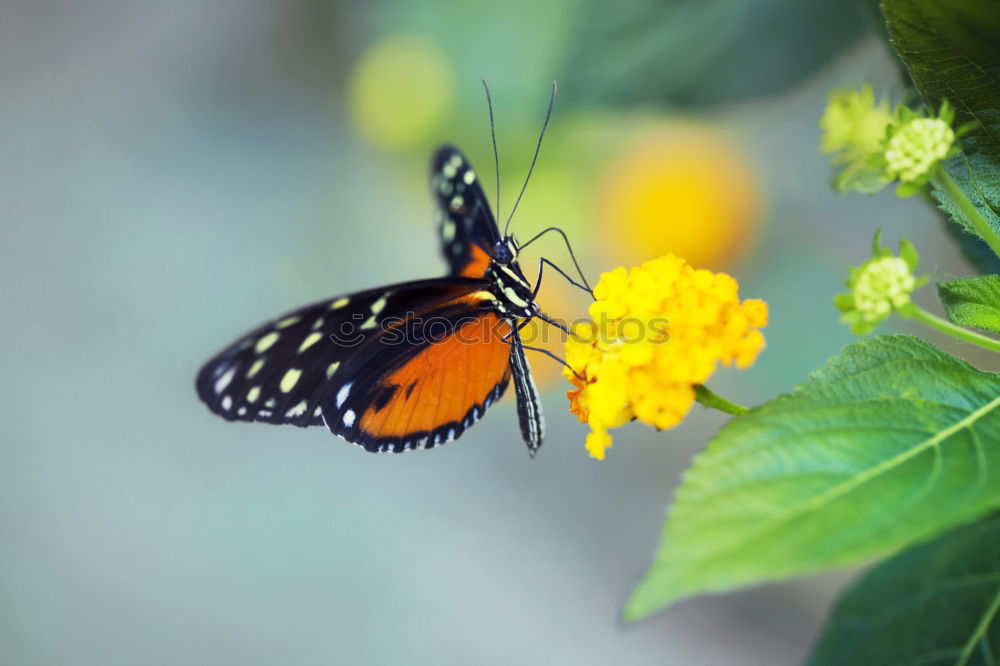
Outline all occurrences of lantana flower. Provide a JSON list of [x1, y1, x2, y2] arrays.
[[819, 84, 893, 194], [821, 89, 966, 198], [835, 232, 927, 335], [877, 101, 959, 197], [563, 254, 768, 460]]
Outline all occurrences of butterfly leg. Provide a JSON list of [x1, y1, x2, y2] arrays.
[[520, 226, 594, 296], [518, 343, 585, 380], [501, 318, 532, 342], [531, 256, 593, 300]]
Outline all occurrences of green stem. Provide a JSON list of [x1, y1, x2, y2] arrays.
[[694, 385, 749, 417], [934, 169, 1000, 259], [899, 303, 1000, 353]]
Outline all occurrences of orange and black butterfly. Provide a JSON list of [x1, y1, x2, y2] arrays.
[[195, 84, 589, 456]]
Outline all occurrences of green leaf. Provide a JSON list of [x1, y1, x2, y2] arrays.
[[808, 513, 1000, 665], [939, 275, 1000, 334], [934, 152, 1000, 244], [625, 335, 1000, 621], [881, 0, 1000, 244], [882, 0, 1000, 147], [560, 0, 866, 107], [941, 215, 1000, 276]]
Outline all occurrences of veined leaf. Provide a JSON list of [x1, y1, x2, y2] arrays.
[[934, 151, 1000, 247], [625, 336, 1000, 621], [809, 513, 1000, 665], [881, 0, 1000, 244], [939, 275, 1000, 334]]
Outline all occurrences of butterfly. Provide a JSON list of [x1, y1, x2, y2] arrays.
[[195, 83, 589, 456]]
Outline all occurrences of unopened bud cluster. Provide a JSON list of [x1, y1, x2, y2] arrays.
[[852, 257, 916, 322], [884, 118, 955, 183]]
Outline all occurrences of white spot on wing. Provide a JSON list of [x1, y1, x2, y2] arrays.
[[336, 382, 353, 408], [286, 401, 308, 417], [441, 219, 456, 242], [343, 409, 356, 427], [463, 169, 475, 185], [214, 367, 236, 394], [221, 395, 233, 410]]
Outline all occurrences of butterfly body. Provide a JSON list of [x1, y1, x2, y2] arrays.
[[196, 146, 546, 456]]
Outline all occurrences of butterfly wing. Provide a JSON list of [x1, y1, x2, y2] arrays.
[[195, 278, 494, 429], [322, 291, 515, 452], [431, 145, 501, 279]]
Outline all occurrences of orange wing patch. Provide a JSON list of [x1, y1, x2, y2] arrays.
[[359, 312, 512, 438], [458, 243, 493, 278]]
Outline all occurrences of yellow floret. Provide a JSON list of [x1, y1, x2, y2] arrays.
[[564, 253, 768, 459]]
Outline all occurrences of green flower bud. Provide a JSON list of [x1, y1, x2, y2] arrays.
[[819, 85, 893, 194], [836, 234, 927, 335], [852, 256, 917, 321], [884, 117, 955, 183]]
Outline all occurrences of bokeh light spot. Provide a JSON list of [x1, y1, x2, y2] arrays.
[[348, 35, 454, 151], [596, 126, 760, 270]]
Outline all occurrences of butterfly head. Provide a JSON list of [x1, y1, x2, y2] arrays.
[[491, 237, 518, 265]]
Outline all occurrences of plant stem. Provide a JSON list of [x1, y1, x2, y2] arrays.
[[934, 169, 1000, 259], [694, 385, 749, 417], [899, 303, 1000, 353]]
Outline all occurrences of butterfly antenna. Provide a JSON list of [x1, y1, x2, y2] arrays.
[[481, 79, 501, 224], [504, 80, 557, 237]]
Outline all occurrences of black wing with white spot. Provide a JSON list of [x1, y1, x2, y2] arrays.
[[430, 145, 501, 278], [195, 278, 487, 429], [320, 298, 514, 454]]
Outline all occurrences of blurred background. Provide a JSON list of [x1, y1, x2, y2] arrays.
[[1, 1, 992, 664]]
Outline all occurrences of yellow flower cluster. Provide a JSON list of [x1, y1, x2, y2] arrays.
[[564, 254, 768, 459]]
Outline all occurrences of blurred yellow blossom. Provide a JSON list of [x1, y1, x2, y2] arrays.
[[564, 254, 767, 460], [597, 126, 759, 271]]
